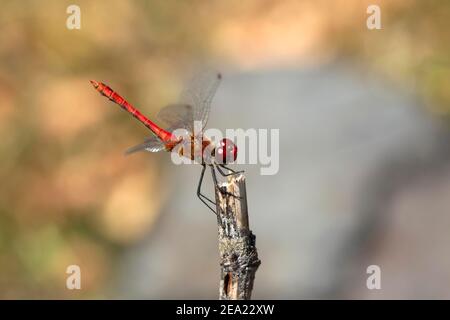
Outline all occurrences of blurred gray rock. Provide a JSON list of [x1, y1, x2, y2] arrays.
[[114, 64, 450, 299]]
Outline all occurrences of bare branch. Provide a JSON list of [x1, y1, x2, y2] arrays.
[[215, 174, 260, 300]]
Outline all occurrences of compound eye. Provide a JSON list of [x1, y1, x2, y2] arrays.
[[216, 138, 237, 164]]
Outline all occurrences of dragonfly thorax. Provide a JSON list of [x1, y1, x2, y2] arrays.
[[174, 136, 237, 165]]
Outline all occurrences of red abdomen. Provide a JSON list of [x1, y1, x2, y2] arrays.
[[91, 80, 174, 143]]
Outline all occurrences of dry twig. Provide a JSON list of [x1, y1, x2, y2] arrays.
[[215, 174, 260, 300]]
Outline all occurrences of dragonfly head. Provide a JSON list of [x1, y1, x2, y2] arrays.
[[215, 138, 237, 164]]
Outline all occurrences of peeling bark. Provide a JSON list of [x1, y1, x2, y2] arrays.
[[215, 174, 260, 300]]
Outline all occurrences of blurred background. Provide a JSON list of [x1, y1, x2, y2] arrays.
[[0, 0, 449, 299]]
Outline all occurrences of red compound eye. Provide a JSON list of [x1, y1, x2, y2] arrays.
[[216, 138, 238, 164]]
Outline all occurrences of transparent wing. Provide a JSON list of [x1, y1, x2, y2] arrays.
[[178, 70, 221, 131], [156, 103, 194, 132], [124, 136, 166, 155]]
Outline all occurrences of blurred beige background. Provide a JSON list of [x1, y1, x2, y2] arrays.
[[0, 0, 448, 298]]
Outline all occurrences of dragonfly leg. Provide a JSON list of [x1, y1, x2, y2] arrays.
[[221, 164, 245, 174], [216, 164, 244, 177], [197, 164, 217, 214], [210, 165, 242, 199]]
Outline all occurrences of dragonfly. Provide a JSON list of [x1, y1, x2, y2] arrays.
[[90, 72, 242, 214]]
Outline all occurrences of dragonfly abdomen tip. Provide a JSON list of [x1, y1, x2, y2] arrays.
[[90, 80, 99, 88]]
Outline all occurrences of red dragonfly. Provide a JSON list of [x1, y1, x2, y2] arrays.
[[90, 72, 241, 213]]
